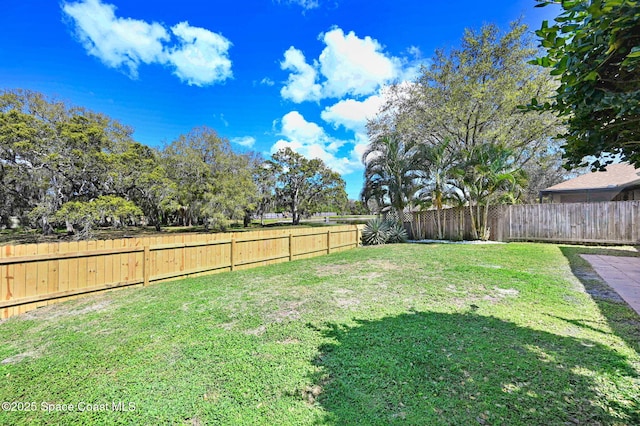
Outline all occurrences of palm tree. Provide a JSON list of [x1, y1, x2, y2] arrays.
[[415, 139, 457, 239], [361, 133, 421, 221], [454, 143, 525, 240]]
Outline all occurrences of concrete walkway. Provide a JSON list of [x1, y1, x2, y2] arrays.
[[581, 255, 640, 316]]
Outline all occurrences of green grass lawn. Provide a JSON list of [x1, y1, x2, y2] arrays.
[[1, 243, 639, 425]]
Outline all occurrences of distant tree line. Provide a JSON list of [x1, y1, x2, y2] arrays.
[[0, 89, 350, 237]]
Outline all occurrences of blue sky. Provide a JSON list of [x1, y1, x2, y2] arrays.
[[1, 0, 560, 199]]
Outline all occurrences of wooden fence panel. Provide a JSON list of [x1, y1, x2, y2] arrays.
[[506, 201, 640, 244], [412, 206, 506, 241], [1, 244, 14, 318], [0, 225, 362, 319], [412, 201, 640, 245]]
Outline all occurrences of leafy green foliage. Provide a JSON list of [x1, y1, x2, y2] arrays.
[[455, 144, 527, 239], [52, 196, 142, 238], [367, 23, 561, 239], [0, 90, 267, 236], [269, 148, 348, 225], [415, 139, 456, 239], [0, 89, 133, 233], [109, 141, 178, 231], [163, 126, 257, 230], [361, 133, 421, 218], [530, 0, 640, 169], [244, 152, 275, 226]]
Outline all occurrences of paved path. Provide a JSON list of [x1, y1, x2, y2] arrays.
[[581, 255, 640, 316]]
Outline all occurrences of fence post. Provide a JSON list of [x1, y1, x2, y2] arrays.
[[230, 238, 236, 271], [508, 205, 512, 241], [143, 245, 150, 287], [289, 232, 293, 261], [327, 230, 331, 254], [355, 225, 360, 247]]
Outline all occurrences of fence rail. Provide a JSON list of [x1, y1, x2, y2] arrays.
[[0, 225, 362, 319], [412, 201, 640, 245]]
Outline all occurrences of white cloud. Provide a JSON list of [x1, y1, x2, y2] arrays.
[[271, 111, 363, 175], [320, 94, 384, 133], [167, 22, 232, 86], [319, 28, 401, 98], [275, 0, 320, 11], [260, 77, 275, 86], [281, 111, 326, 143], [62, 0, 232, 85], [231, 136, 256, 148], [280, 27, 412, 102], [215, 113, 229, 127], [62, 0, 168, 78], [407, 45, 422, 59], [280, 47, 322, 103]]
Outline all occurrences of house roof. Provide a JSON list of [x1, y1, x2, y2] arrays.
[[542, 163, 640, 193]]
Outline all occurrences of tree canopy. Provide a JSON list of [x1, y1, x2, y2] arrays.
[[269, 148, 347, 225], [0, 89, 352, 238], [530, 0, 640, 170], [365, 22, 564, 238]]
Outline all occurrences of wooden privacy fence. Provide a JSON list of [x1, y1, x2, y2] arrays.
[[506, 202, 640, 244], [0, 225, 362, 319], [411, 205, 508, 241], [412, 201, 640, 244]]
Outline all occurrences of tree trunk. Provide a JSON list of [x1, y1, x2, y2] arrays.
[[442, 207, 447, 240], [482, 202, 491, 241], [65, 219, 74, 235], [469, 204, 478, 240]]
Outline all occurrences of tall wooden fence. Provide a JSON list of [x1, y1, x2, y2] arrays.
[[411, 205, 508, 241], [0, 225, 362, 319], [412, 201, 640, 244]]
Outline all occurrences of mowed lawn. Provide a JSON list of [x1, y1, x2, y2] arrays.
[[1, 243, 639, 425]]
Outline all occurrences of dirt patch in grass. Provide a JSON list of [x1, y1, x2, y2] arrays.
[[244, 325, 267, 336], [364, 259, 402, 271], [218, 321, 236, 331], [335, 298, 360, 309], [315, 264, 352, 277], [277, 338, 300, 344], [269, 301, 304, 322], [22, 299, 113, 321], [186, 417, 204, 426], [449, 285, 519, 307], [315, 259, 401, 281], [1, 351, 39, 365], [494, 287, 519, 297], [357, 272, 384, 280]]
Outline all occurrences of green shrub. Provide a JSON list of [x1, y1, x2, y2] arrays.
[[386, 221, 408, 243], [362, 218, 408, 245]]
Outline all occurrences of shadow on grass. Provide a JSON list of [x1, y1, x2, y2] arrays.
[[559, 246, 640, 355], [309, 311, 639, 425]]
